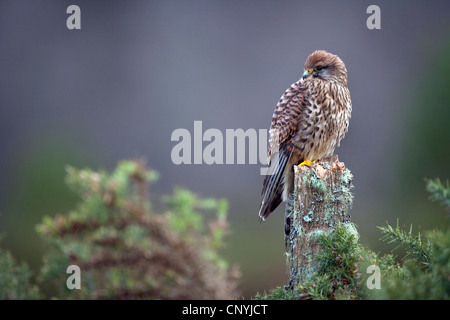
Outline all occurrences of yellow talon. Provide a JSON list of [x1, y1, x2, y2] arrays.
[[298, 159, 316, 167]]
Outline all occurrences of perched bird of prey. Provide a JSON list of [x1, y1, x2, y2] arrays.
[[258, 50, 352, 221]]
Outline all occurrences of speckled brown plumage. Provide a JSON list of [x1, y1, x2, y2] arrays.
[[259, 50, 352, 220]]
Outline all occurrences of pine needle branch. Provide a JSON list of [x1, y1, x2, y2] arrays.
[[378, 220, 432, 269], [425, 178, 450, 212]]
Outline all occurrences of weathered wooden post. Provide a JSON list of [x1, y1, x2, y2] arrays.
[[284, 155, 354, 289]]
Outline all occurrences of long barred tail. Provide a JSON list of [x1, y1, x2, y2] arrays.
[[258, 148, 290, 221]]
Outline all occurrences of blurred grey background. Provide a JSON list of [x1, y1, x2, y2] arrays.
[[0, 0, 449, 298]]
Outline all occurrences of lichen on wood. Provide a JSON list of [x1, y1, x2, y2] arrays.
[[284, 155, 354, 289]]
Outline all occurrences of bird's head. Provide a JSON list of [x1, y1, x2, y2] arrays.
[[302, 50, 348, 86]]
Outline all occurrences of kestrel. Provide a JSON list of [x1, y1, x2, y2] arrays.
[[258, 50, 352, 221]]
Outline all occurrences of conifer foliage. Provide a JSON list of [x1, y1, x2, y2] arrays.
[[35, 160, 239, 299], [256, 178, 449, 300]]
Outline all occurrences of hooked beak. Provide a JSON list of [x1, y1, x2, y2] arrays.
[[302, 69, 311, 80]]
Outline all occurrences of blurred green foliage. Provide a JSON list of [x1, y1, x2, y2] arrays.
[[0, 240, 41, 299], [1, 160, 240, 299], [1, 138, 89, 276], [35, 160, 239, 299], [425, 178, 450, 211]]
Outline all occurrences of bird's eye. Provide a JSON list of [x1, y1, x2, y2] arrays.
[[316, 66, 324, 71]]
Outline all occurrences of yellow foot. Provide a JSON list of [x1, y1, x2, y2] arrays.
[[298, 159, 316, 167]]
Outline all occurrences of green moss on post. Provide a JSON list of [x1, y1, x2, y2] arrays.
[[284, 155, 354, 289]]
